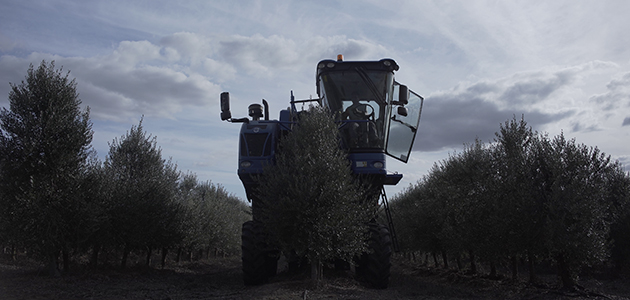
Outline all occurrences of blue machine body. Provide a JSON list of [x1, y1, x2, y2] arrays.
[[236, 112, 291, 201]]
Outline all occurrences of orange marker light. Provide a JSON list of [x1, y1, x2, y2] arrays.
[[337, 54, 343, 61]]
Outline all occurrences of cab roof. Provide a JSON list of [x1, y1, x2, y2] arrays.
[[316, 58, 399, 76]]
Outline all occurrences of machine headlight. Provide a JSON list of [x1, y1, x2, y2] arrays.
[[240, 161, 252, 168], [326, 62, 335, 68], [373, 161, 384, 169]]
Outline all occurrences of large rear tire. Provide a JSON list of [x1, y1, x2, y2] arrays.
[[241, 220, 277, 285], [357, 223, 392, 289]]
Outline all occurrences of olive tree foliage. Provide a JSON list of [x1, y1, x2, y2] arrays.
[[492, 118, 538, 255], [390, 116, 630, 288], [391, 169, 450, 268], [390, 183, 432, 252], [396, 139, 497, 271], [440, 140, 496, 267], [0, 61, 93, 275], [103, 119, 180, 268], [608, 168, 630, 274], [176, 173, 249, 256], [491, 117, 543, 280], [81, 157, 113, 268], [535, 133, 615, 287], [257, 107, 375, 278]]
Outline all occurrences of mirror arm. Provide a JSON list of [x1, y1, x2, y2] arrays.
[[230, 117, 249, 123]]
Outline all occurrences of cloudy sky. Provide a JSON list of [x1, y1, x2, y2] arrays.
[[1, 0, 629, 200]]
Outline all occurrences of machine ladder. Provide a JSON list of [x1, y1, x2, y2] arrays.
[[380, 187, 400, 252]]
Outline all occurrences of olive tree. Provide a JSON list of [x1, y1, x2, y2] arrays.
[[257, 107, 374, 282], [0, 61, 93, 275], [539, 133, 614, 288], [492, 117, 541, 280], [175, 173, 249, 261], [104, 119, 180, 268]]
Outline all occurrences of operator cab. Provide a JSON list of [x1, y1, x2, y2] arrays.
[[316, 56, 423, 163]]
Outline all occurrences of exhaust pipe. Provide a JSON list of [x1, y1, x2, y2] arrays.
[[262, 99, 269, 121]]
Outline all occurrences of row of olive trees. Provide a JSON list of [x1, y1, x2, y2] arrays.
[[0, 61, 249, 275], [391, 117, 630, 288]]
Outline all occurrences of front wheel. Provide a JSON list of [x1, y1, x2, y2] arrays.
[[241, 221, 277, 285], [356, 223, 392, 289]]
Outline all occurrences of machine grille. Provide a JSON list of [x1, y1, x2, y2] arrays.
[[241, 133, 271, 157]]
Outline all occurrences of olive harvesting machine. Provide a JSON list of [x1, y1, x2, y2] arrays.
[[220, 55, 423, 288]]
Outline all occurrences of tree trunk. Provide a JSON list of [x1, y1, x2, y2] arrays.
[[90, 244, 100, 269], [469, 250, 477, 274], [456, 253, 463, 271], [121, 244, 130, 269], [489, 261, 497, 278], [528, 250, 537, 284], [62, 246, 70, 273], [176, 247, 182, 263], [47, 252, 61, 277], [145, 247, 152, 266], [556, 253, 577, 289], [310, 258, 323, 286], [102, 246, 110, 265], [432, 252, 439, 268], [161, 247, 168, 269], [441, 251, 449, 269], [511, 255, 518, 281]]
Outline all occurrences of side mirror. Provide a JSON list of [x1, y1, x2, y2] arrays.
[[220, 92, 232, 121], [399, 85, 409, 105], [397, 106, 408, 117]]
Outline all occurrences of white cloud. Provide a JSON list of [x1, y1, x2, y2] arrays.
[[111, 40, 162, 66], [416, 61, 623, 152], [160, 32, 211, 59], [590, 72, 630, 112], [215, 34, 389, 77], [0, 32, 392, 125], [0, 40, 224, 122]]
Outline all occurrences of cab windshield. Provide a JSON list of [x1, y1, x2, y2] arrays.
[[318, 70, 394, 150]]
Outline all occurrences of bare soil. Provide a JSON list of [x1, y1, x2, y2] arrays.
[[1, 256, 629, 300]]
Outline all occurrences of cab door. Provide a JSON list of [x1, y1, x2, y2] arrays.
[[386, 82, 424, 163]]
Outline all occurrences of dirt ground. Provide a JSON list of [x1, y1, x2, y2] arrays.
[[1, 255, 629, 300]]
